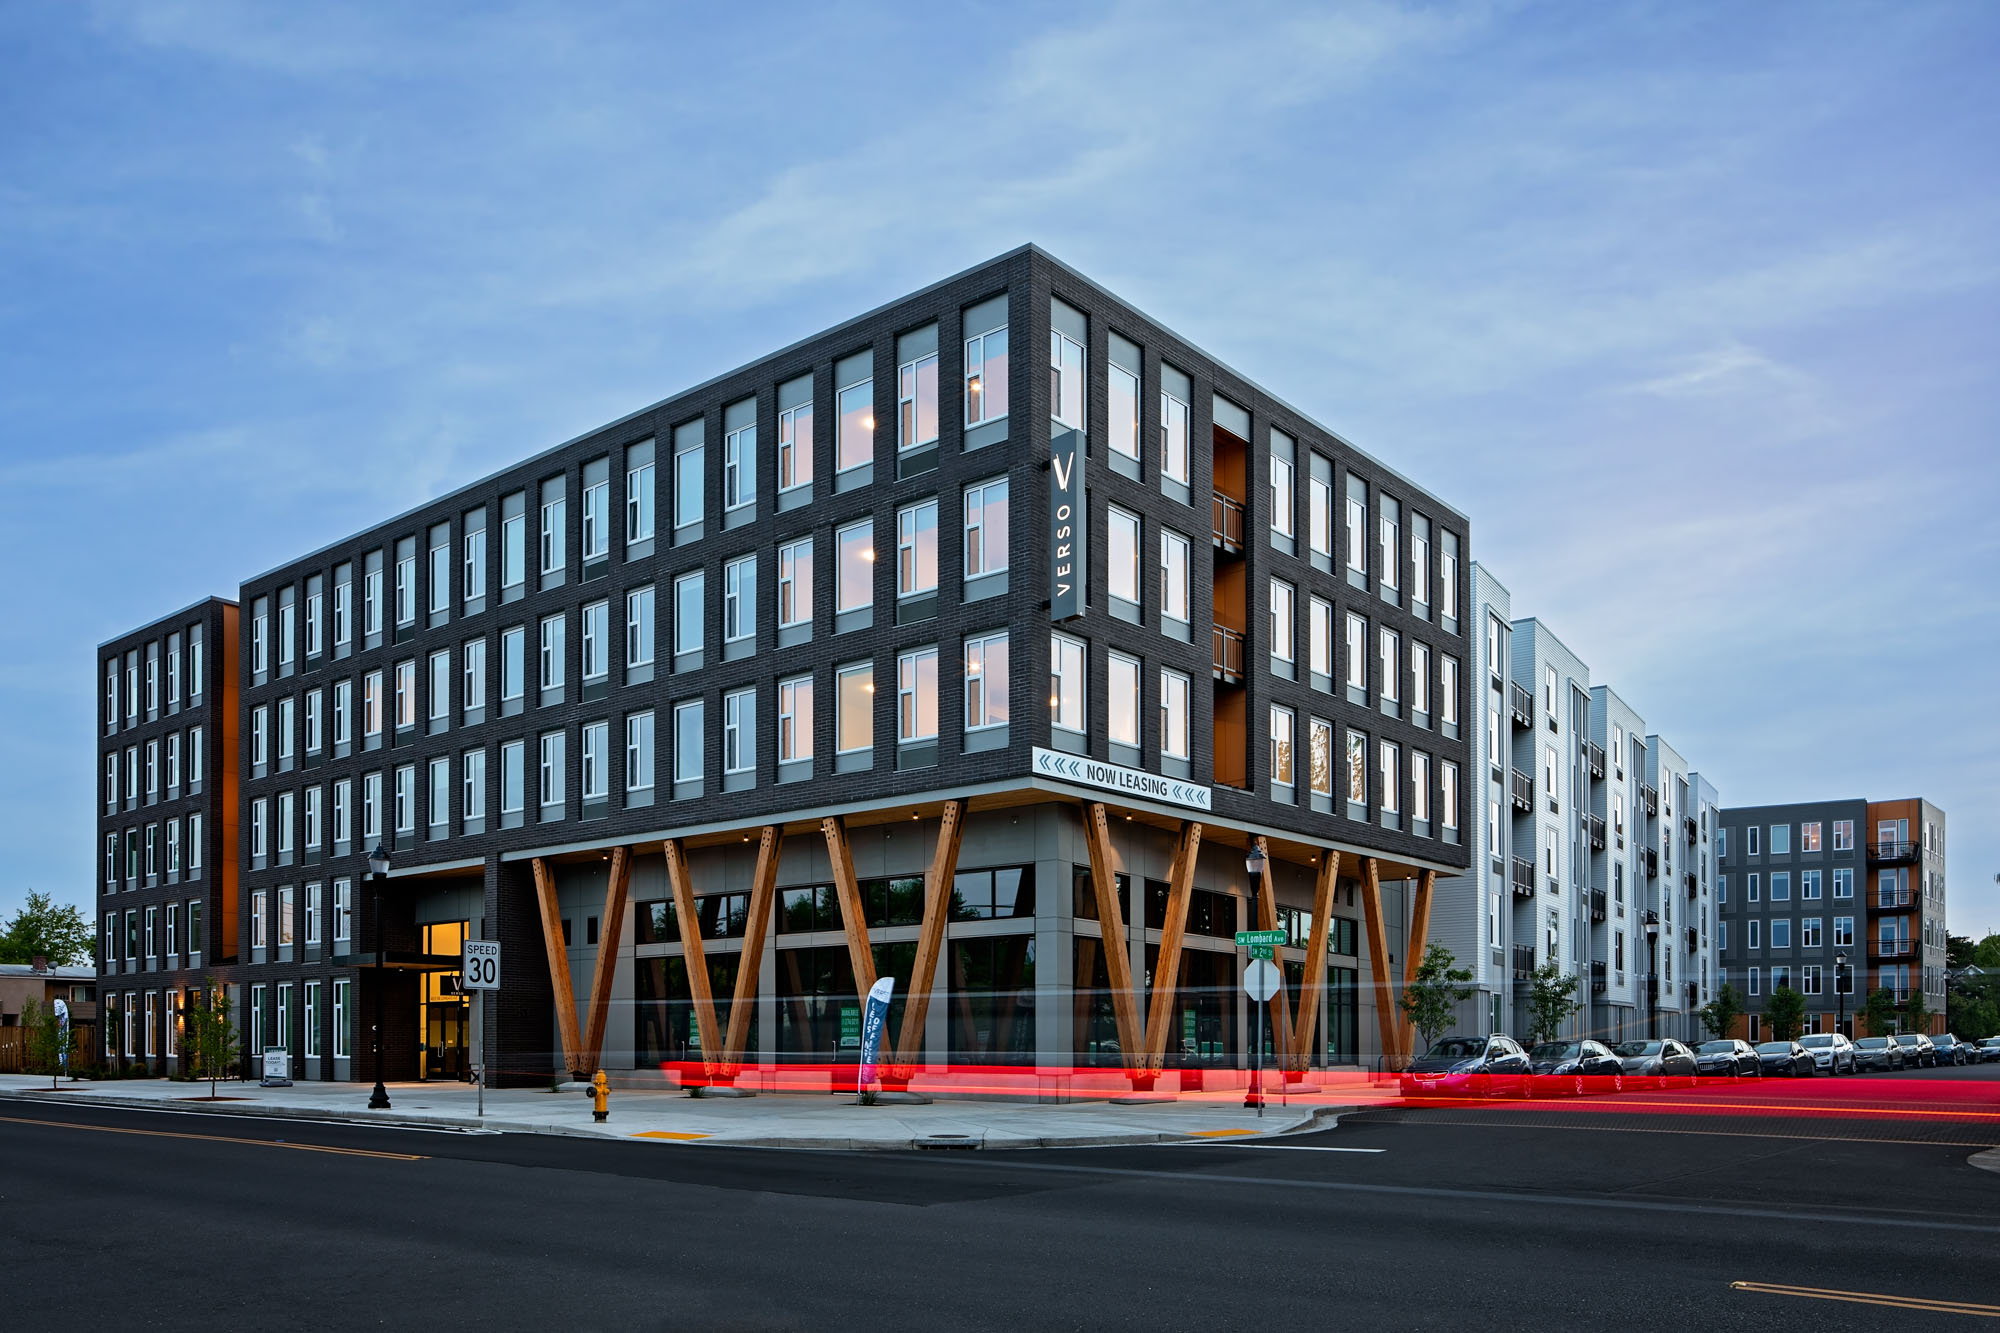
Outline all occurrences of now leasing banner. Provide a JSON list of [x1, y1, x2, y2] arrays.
[[1031, 747, 1213, 812]]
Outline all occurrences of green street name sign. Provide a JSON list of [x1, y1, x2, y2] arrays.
[[1248, 945, 1276, 960], [1235, 930, 1286, 947]]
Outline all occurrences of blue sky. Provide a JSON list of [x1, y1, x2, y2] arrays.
[[3, 2, 1996, 933]]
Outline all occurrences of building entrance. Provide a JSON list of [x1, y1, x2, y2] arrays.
[[418, 920, 470, 1081]]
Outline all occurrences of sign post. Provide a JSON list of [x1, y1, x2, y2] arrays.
[[1242, 957, 1281, 1118], [462, 940, 501, 1117]]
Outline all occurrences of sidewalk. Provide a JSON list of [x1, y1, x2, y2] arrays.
[[0, 1073, 1365, 1150]]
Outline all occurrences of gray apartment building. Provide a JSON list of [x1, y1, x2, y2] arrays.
[[1718, 797, 1948, 1039], [99, 246, 1482, 1088]]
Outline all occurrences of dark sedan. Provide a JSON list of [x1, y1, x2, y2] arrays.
[[1932, 1034, 1971, 1066], [1853, 1036, 1906, 1071], [1527, 1040, 1625, 1095], [1610, 1039, 1697, 1088], [1755, 1041, 1816, 1076], [1693, 1039, 1761, 1079], [1400, 1034, 1533, 1097]]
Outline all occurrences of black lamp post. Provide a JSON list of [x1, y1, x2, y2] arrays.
[[1836, 951, 1849, 1038], [366, 843, 392, 1110], [1244, 847, 1269, 1110]]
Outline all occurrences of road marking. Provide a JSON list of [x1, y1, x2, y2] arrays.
[[1188, 1129, 1258, 1138], [1404, 1095, 2000, 1122], [1214, 1144, 1386, 1153], [631, 1131, 711, 1141], [1732, 1280, 2000, 1318], [0, 1113, 426, 1161], [1358, 1115, 1997, 1150]]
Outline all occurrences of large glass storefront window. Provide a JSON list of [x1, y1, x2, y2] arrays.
[[634, 954, 750, 1067], [948, 937, 1034, 1063]]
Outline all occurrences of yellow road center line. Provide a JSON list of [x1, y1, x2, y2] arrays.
[[1732, 1280, 2000, 1317], [0, 1113, 426, 1161], [631, 1131, 711, 1140], [1189, 1129, 1259, 1138]]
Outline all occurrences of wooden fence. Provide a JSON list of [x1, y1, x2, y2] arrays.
[[0, 1024, 103, 1075]]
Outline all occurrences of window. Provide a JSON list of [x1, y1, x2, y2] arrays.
[[1411, 517, 1430, 607], [1801, 917, 1822, 948], [538, 732, 565, 812], [1802, 869, 1822, 900], [501, 492, 526, 592], [1269, 579, 1295, 664], [1108, 357, 1139, 462], [1833, 916, 1853, 947], [837, 664, 873, 755], [1309, 597, 1333, 679], [899, 348, 939, 450], [723, 556, 756, 646], [1442, 761, 1459, 832], [251, 889, 268, 949], [1769, 824, 1790, 856], [1441, 656, 1459, 727], [427, 756, 450, 833], [777, 540, 812, 628], [1309, 719, 1334, 798], [1346, 614, 1367, 692], [723, 413, 755, 513], [539, 477, 566, 576], [1832, 819, 1854, 851], [898, 648, 939, 742], [394, 763, 415, 836], [624, 436, 656, 540], [333, 978, 351, 1058], [1411, 642, 1431, 716], [463, 747, 486, 822], [500, 628, 524, 703], [581, 459, 611, 560], [1345, 478, 1367, 576], [1748, 873, 1760, 902], [1378, 497, 1399, 591], [581, 600, 610, 682], [837, 370, 873, 474], [1160, 377, 1190, 485], [464, 508, 487, 604], [1160, 668, 1190, 761], [777, 397, 811, 494], [674, 571, 705, 656], [1800, 821, 1821, 853], [1440, 531, 1459, 621], [460, 637, 486, 716], [167, 633, 182, 701], [251, 710, 269, 768], [1772, 871, 1791, 902], [1748, 920, 1761, 950], [963, 478, 1009, 577], [428, 650, 450, 725], [837, 520, 874, 614], [1270, 705, 1295, 789], [1108, 652, 1140, 748], [965, 632, 1010, 731], [303, 981, 321, 1058], [964, 318, 1008, 426], [429, 523, 452, 614], [1050, 321, 1084, 430], [1050, 633, 1086, 734], [540, 613, 566, 692], [1379, 628, 1398, 703], [723, 688, 756, 775], [626, 712, 654, 791], [395, 537, 417, 625], [1269, 446, 1294, 540], [1833, 867, 1854, 899], [1771, 919, 1791, 949], [896, 500, 938, 598], [392, 659, 416, 730], [1108, 506, 1141, 605], [778, 678, 813, 763], [674, 427, 704, 530], [1746, 825, 1760, 856], [1159, 531, 1191, 624], [304, 691, 323, 754], [674, 700, 705, 784], [303, 786, 321, 849], [581, 721, 609, 801], [251, 597, 269, 675], [362, 772, 382, 841], [1346, 730, 1367, 805], [500, 741, 524, 816], [624, 586, 655, 668]]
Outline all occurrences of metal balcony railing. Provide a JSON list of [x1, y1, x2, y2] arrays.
[[1590, 889, 1607, 921], [1875, 939, 1913, 957], [1586, 741, 1605, 779], [1685, 927, 1698, 953], [1685, 816, 1698, 846], [1211, 492, 1244, 553], [1509, 682, 1534, 728], [1876, 890, 1912, 909], [1512, 945, 1537, 981], [1685, 981, 1699, 1004], [1587, 813, 1606, 850], [1869, 841, 1915, 863], [1685, 870, 1698, 898], [1510, 857, 1535, 898], [1509, 768, 1533, 813], [1640, 784, 1659, 816], [1643, 847, 1659, 879], [1212, 626, 1244, 682], [1591, 961, 1607, 994]]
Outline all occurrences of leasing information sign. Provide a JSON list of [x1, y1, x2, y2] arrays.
[[1049, 428, 1086, 621], [1031, 747, 1213, 812]]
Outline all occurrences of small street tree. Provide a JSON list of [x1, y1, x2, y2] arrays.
[[1524, 961, 1582, 1046], [19, 997, 72, 1091], [1861, 988, 1900, 1037], [1400, 943, 1474, 1060], [1699, 982, 1743, 1039], [1765, 985, 1807, 1042], [1902, 989, 1931, 1036], [180, 978, 237, 1099]]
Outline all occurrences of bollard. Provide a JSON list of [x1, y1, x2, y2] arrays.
[[591, 1069, 610, 1123]]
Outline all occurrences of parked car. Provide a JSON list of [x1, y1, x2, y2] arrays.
[[1755, 1041, 1816, 1077], [1977, 1037, 2000, 1064], [1931, 1034, 1970, 1066], [1798, 1032, 1858, 1075], [1854, 1036, 1906, 1071], [1401, 1034, 1533, 1097], [1693, 1039, 1762, 1079], [1527, 1040, 1625, 1094], [1896, 1033, 1938, 1068], [1610, 1039, 1698, 1087]]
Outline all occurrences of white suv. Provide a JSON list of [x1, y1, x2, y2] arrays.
[[1798, 1032, 1857, 1074]]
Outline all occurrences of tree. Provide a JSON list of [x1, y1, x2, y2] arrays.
[[1973, 933, 2000, 970], [1524, 961, 1582, 1045], [1903, 989, 1931, 1036], [1946, 934, 1977, 970], [180, 978, 237, 1099], [1765, 985, 1807, 1042], [1950, 992, 2000, 1043], [19, 997, 72, 1091], [1699, 982, 1743, 1039], [1861, 988, 1900, 1037], [1399, 943, 1474, 1061], [0, 891, 93, 967]]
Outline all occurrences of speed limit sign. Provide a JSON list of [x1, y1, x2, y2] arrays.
[[462, 940, 501, 991]]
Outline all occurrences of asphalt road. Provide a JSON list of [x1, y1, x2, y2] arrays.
[[3, 1085, 1998, 1332]]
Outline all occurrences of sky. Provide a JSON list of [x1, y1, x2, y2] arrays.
[[2, 1, 1996, 934]]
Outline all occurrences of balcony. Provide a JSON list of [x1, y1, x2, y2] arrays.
[[1874, 938, 1914, 958], [1589, 889, 1606, 922], [1212, 626, 1244, 683], [1210, 492, 1244, 554], [1874, 890, 1912, 910], [1684, 816, 1698, 847], [1869, 840, 1915, 864], [1640, 784, 1659, 817], [1685, 927, 1698, 954], [1586, 741, 1605, 780], [1685, 981, 1699, 1005], [1509, 768, 1533, 813], [1511, 945, 1537, 981], [1509, 682, 1533, 728], [1591, 961, 1607, 994], [1510, 857, 1535, 899], [1685, 870, 1698, 898], [1586, 813, 1606, 850], [1643, 847, 1659, 879]]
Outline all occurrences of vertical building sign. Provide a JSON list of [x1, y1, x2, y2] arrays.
[[1050, 428, 1085, 621]]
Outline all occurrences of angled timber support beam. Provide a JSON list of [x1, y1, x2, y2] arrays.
[[889, 801, 966, 1083], [1251, 837, 1295, 1073], [1290, 851, 1342, 1073], [721, 826, 783, 1078], [1142, 820, 1204, 1077], [579, 845, 632, 1074], [1358, 856, 1404, 1071], [532, 857, 584, 1080], [663, 838, 724, 1083], [1397, 869, 1438, 1064], [1083, 802, 1145, 1084], [821, 817, 878, 996]]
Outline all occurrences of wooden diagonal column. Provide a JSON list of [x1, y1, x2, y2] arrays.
[[579, 845, 632, 1073], [1142, 821, 1204, 1075], [1082, 803, 1144, 1081], [663, 839, 723, 1082], [1252, 837, 1294, 1071], [821, 817, 877, 995], [721, 827, 783, 1077], [1290, 851, 1342, 1072], [1358, 856, 1403, 1070], [1397, 869, 1438, 1062], [889, 801, 966, 1081], [531, 857, 584, 1078]]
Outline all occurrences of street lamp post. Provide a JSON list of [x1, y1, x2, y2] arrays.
[[1244, 847, 1269, 1111], [367, 843, 392, 1110], [1836, 950, 1849, 1038]]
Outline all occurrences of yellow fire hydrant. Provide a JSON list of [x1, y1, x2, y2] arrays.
[[591, 1069, 610, 1123]]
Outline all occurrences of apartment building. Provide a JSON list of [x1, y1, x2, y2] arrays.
[[1435, 565, 1720, 1046], [1718, 797, 1947, 1038], [103, 246, 1480, 1086], [94, 598, 239, 1070]]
